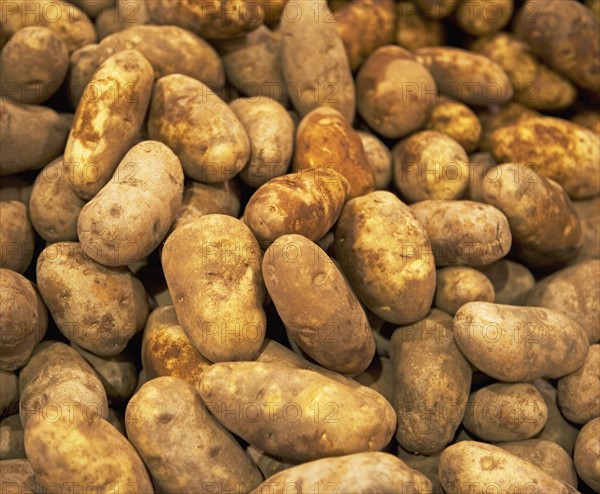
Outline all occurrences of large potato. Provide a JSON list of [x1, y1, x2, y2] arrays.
[[335, 191, 436, 324], [162, 215, 266, 362], [434, 267, 495, 315], [36, 242, 149, 356], [454, 302, 589, 382], [0, 201, 34, 273], [574, 418, 600, 492]]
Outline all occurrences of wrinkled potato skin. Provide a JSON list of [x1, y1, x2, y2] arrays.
[[454, 302, 589, 382], [0, 459, 36, 493], [244, 170, 349, 249], [162, 215, 266, 362], [435, 267, 495, 315], [357, 46, 436, 139], [126, 377, 262, 493], [19, 341, 108, 427], [64, 50, 154, 200], [0, 201, 34, 273], [335, 191, 436, 325], [251, 453, 432, 494], [199, 362, 396, 463], [410, 200, 512, 267], [395, 1, 446, 51], [463, 383, 548, 442], [36, 242, 149, 356], [574, 418, 600, 492], [263, 235, 375, 374], [425, 99, 481, 153], [454, 0, 513, 35], [357, 131, 392, 190], [557, 345, 600, 424], [148, 74, 250, 184], [477, 260, 534, 306], [0, 270, 47, 372]]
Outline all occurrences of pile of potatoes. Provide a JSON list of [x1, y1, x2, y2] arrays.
[[1, 0, 600, 492]]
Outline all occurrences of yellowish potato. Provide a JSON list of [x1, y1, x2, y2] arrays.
[[455, 0, 513, 36], [415, 0, 458, 19], [425, 99, 482, 153], [435, 267, 495, 315], [478, 102, 540, 152], [357, 131, 392, 190], [574, 418, 600, 492], [0, 414, 25, 460]]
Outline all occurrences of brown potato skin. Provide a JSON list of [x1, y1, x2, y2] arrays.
[[478, 102, 540, 153], [435, 267, 495, 315], [454, 0, 513, 35], [425, 99, 481, 153], [0, 201, 34, 274], [0, 414, 25, 460], [395, 1, 446, 51], [573, 197, 600, 262], [464, 152, 496, 202], [0, 371, 19, 417], [0, 459, 36, 494], [357, 131, 392, 190], [415, 0, 458, 19], [574, 418, 600, 492], [477, 260, 534, 306], [263, 235, 375, 374], [67, 43, 101, 107], [454, 302, 589, 382]]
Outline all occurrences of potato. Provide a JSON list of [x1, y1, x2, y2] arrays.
[[391, 310, 471, 454], [478, 102, 539, 152], [463, 383, 548, 442], [410, 200, 512, 267], [490, 117, 600, 199], [395, 1, 446, 51], [357, 131, 392, 190], [0, 100, 70, 175], [263, 234, 375, 374], [335, 191, 436, 324], [572, 110, 600, 135], [126, 377, 261, 492], [66, 0, 114, 18], [425, 99, 481, 153], [0, 269, 47, 372], [454, 0, 513, 35], [0, 201, 34, 273], [25, 413, 152, 493], [573, 197, 600, 262], [67, 43, 101, 107], [0, 173, 33, 204], [415, 0, 458, 19], [198, 362, 396, 462], [246, 445, 295, 480], [162, 215, 266, 362], [0, 459, 36, 494], [280, 0, 355, 122], [146, 0, 264, 39], [472, 33, 577, 110], [574, 418, 600, 492], [415, 47, 513, 106], [356, 46, 436, 139], [78, 141, 184, 266], [477, 260, 535, 306], [557, 344, 600, 424], [0, 414, 25, 460], [0, 26, 68, 104], [293, 107, 374, 198], [64, 50, 154, 200], [230, 97, 294, 187], [0, 371, 18, 417], [141, 306, 211, 390], [95, 7, 126, 40], [435, 267, 495, 315], [148, 74, 250, 184], [36, 242, 149, 356], [251, 453, 432, 494], [439, 441, 577, 494], [454, 302, 589, 382], [464, 152, 496, 202], [515, 0, 600, 93], [354, 355, 394, 403], [393, 131, 469, 202], [263, 0, 287, 25], [19, 341, 109, 427], [244, 169, 349, 249], [334, 0, 396, 71]]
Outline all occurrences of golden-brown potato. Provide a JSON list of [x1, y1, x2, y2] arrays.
[[0, 459, 36, 494], [0, 371, 18, 417], [0, 201, 34, 274], [357, 131, 392, 190], [356, 46, 436, 139], [335, 191, 436, 324], [588, 0, 600, 18], [36, 242, 149, 356], [454, 0, 513, 36], [454, 302, 589, 382], [574, 418, 600, 492], [435, 267, 495, 315], [425, 99, 482, 153], [573, 197, 600, 262], [68, 0, 115, 18], [0, 414, 25, 460], [478, 102, 540, 152], [477, 260, 535, 306], [395, 1, 446, 51]]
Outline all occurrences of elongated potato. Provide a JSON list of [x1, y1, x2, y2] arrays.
[[435, 267, 495, 315], [335, 191, 436, 324], [574, 418, 600, 492], [0, 201, 34, 274], [64, 50, 154, 199], [477, 260, 535, 306], [454, 302, 589, 382], [357, 131, 392, 190], [162, 215, 266, 362], [199, 362, 396, 462]]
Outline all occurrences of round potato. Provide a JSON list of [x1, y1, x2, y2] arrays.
[[0, 201, 34, 274], [574, 418, 600, 492], [435, 267, 495, 315], [425, 99, 482, 153], [357, 131, 392, 190], [477, 260, 535, 306]]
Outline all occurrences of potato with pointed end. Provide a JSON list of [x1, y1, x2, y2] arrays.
[[435, 267, 495, 315], [574, 418, 600, 493], [0, 201, 34, 274]]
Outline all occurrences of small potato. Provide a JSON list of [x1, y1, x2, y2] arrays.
[[0, 414, 25, 460], [127, 377, 262, 493], [356, 46, 436, 139], [0, 201, 34, 273], [477, 260, 535, 306], [78, 141, 184, 266], [0, 26, 68, 104], [435, 267, 495, 315], [293, 107, 374, 198], [464, 152, 496, 202], [439, 441, 577, 494], [425, 99, 482, 153], [230, 97, 294, 187], [573, 197, 600, 262], [251, 453, 432, 494], [199, 362, 396, 462], [36, 242, 149, 356], [0, 100, 70, 175], [557, 344, 600, 424], [393, 131, 469, 202], [395, 1, 446, 51], [0, 459, 36, 494], [280, 0, 355, 122], [415, 0, 458, 19], [335, 191, 436, 325], [64, 50, 154, 200], [478, 102, 540, 152], [148, 74, 250, 184], [410, 200, 512, 267], [0, 371, 18, 417], [574, 418, 600, 492], [463, 383, 548, 442], [454, 302, 589, 382], [415, 47, 513, 106], [162, 215, 266, 362], [19, 341, 109, 427], [489, 117, 600, 199], [357, 131, 392, 190], [0, 269, 47, 372], [454, 0, 513, 35], [244, 169, 349, 249]]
